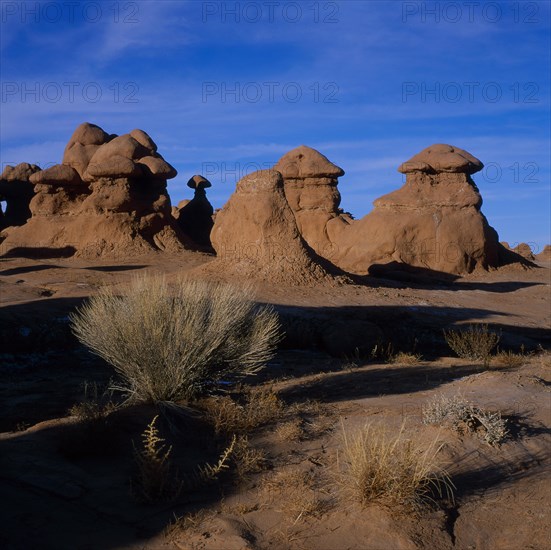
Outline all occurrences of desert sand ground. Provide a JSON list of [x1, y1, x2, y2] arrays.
[[0, 251, 550, 550]]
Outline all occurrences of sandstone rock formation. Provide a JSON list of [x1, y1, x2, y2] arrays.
[[397, 143, 483, 174], [500, 242, 536, 261], [0, 163, 41, 229], [327, 144, 501, 275], [536, 244, 551, 262], [28, 164, 89, 223], [176, 175, 214, 248], [63, 122, 112, 179], [205, 169, 344, 285], [1, 123, 187, 257], [274, 145, 345, 257]]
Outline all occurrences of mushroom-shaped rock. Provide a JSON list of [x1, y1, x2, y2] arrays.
[[1, 123, 188, 258], [398, 144, 483, 174], [30, 164, 82, 186], [326, 144, 499, 275], [138, 156, 177, 179], [24, 164, 90, 219], [187, 175, 212, 189], [273, 146, 345, 256], [275, 145, 344, 179], [130, 129, 157, 153], [177, 175, 214, 247]]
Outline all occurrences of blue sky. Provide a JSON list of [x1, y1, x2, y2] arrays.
[[1, 0, 549, 249]]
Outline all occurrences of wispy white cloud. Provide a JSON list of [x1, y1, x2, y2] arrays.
[[1, 0, 548, 246]]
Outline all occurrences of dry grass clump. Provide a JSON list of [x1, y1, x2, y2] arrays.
[[444, 324, 500, 367], [492, 349, 527, 369], [537, 348, 551, 369], [164, 509, 217, 541], [341, 348, 363, 371], [369, 342, 395, 362], [275, 419, 304, 442], [423, 395, 508, 446], [70, 275, 281, 403], [132, 415, 181, 503], [200, 386, 284, 435], [68, 381, 117, 422], [338, 421, 454, 509], [288, 399, 326, 417], [232, 435, 268, 480], [388, 351, 423, 366], [261, 468, 331, 522]]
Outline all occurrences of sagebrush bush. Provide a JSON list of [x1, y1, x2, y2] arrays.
[[70, 275, 281, 403], [423, 395, 508, 446], [444, 324, 500, 367], [338, 421, 454, 509]]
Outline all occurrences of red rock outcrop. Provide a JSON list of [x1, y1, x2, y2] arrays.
[[205, 169, 344, 285], [274, 145, 345, 258], [1, 123, 187, 257], [536, 245, 551, 262], [500, 242, 536, 261], [326, 144, 501, 274]]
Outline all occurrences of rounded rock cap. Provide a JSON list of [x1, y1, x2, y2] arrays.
[[29, 164, 82, 185], [65, 122, 111, 148], [398, 144, 483, 175], [236, 169, 283, 193], [187, 175, 212, 189], [129, 129, 157, 153], [139, 156, 177, 179], [1, 163, 41, 181], [275, 145, 345, 178]]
